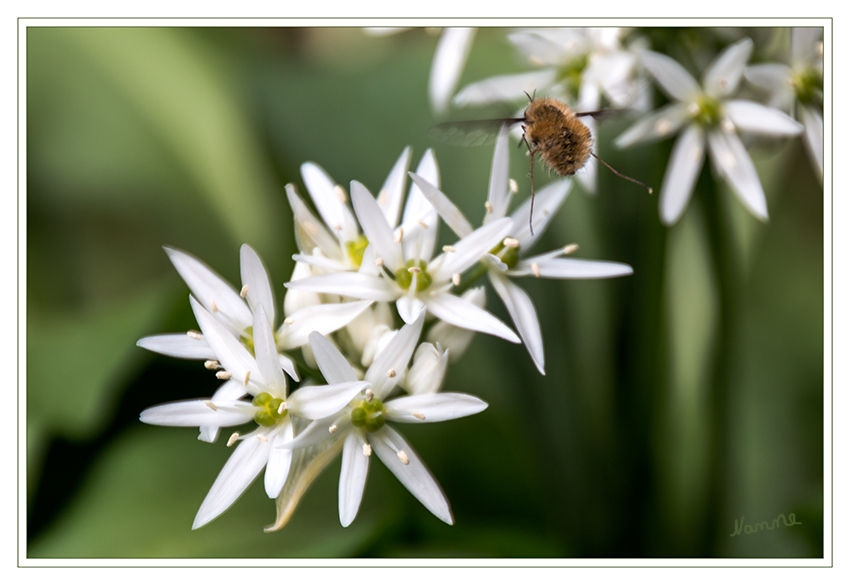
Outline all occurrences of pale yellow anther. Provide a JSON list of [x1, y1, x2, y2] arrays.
[[204, 360, 220, 370], [509, 178, 518, 193], [257, 434, 268, 443], [563, 244, 579, 255], [442, 245, 455, 253], [378, 189, 388, 205], [417, 219, 429, 229], [334, 185, 347, 203], [529, 55, 544, 67], [408, 266, 421, 274], [216, 371, 233, 380], [375, 257, 384, 267], [363, 443, 372, 457], [365, 389, 375, 402], [452, 273, 461, 286], [329, 424, 338, 433], [243, 371, 251, 386], [187, 330, 202, 340], [531, 262, 541, 278], [304, 221, 319, 236], [818, 41, 824, 56], [504, 237, 520, 248], [204, 400, 218, 411], [484, 201, 493, 214], [397, 450, 410, 465], [395, 228, 404, 243], [688, 102, 701, 116], [227, 432, 240, 447], [411, 411, 425, 420], [277, 402, 288, 415], [240, 284, 249, 298], [722, 118, 736, 133], [386, 369, 396, 379], [284, 317, 295, 325], [333, 223, 343, 231], [210, 299, 219, 313], [655, 118, 672, 135]]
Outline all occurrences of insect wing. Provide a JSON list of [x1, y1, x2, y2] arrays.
[[428, 118, 523, 147]]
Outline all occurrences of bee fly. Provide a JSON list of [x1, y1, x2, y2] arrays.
[[430, 93, 652, 234]]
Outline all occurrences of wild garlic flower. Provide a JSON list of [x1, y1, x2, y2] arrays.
[[281, 313, 488, 526], [286, 178, 521, 344], [140, 300, 370, 529], [616, 38, 804, 226], [286, 148, 441, 274], [137, 245, 372, 383], [411, 125, 633, 374], [745, 27, 824, 179]]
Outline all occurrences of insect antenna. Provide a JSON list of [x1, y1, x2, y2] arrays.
[[591, 153, 653, 194]]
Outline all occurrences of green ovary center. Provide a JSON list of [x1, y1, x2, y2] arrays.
[[690, 95, 722, 128], [345, 234, 370, 268], [252, 391, 287, 426], [350, 398, 385, 432], [488, 241, 520, 269], [791, 67, 822, 104], [395, 259, 432, 292]]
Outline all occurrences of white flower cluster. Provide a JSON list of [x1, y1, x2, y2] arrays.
[[138, 127, 634, 530]]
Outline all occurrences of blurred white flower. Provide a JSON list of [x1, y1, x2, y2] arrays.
[[745, 27, 823, 180], [281, 314, 487, 527], [137, 245, 372, 382], [616, 38, 804, 226], [412, 125, 633, 374], [430, 27, 477, 114], [140, 301, 369, 529]]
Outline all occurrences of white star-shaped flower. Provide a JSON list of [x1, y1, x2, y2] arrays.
[[140, 300, 370, 529], [286, 178, 521, 345], [137, 245, 373, 384], [280, 313, 487, 526], [616, 38, 804, 226], [411, 125, 633, 374], [745, 27, 823, 180]]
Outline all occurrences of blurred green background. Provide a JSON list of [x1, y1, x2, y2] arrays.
[[25, 26, 824, 559]]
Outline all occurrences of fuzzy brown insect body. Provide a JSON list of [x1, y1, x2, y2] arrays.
[[522, 97, 593, 177]]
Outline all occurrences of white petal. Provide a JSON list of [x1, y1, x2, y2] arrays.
[[432, 217, 513, 281], [290, 252, 351, 272], [408, 172, 474, 238], [301, 162, 359, 243], [800, 105, 824, 177], [378, 146, 412, 228], [140, 399, 254, 428], [488, 272, 545, 374], [426, 287, 485, 360], [385, 393, 488, 423], [396, 295, 426, 325], [485, 124, 511, 223], [510, 256, 634, 279], [429, 27, 476, 114], [252, 305, 288, 395], [453, 70, 557, 107], [615, 102, 691, 148], [404, 342, 449, 395], [136, 334, 215, 360], [240, 244, 276, 327], [707, 130, 768, 221], [401, 151, 441, 261], [193, 433, 270, 529], [287, 381, 371, 420], [509, 179, 572, 249], [350, 180, 404, 271], [282, 415, 351, 450], [659, 124, 705, 226], [285, 272, 399, 302], [366, 311, 425, 400], [724, 100, 803, 136], [190, 296, 262, 388], [791, 27, 823, 69], [165, 247, 252, 330], [640, 50, 700, 102], [703, 38, 753, 98], [285, 184, 340, 259], [425, 292, 520, 344], [309, 331, 360, 384], [199, 381, 250, 442], [277, 300, 373, 349], [509, 29, 582, 65], [371, 426, 453, 525], [279, 353, 300, 382], [339, 430, 370, 527], [265, 421, 294, 498], [744, 63, 792, 93]]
